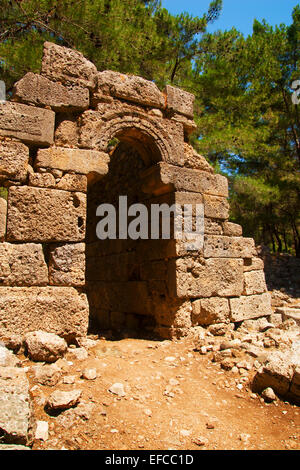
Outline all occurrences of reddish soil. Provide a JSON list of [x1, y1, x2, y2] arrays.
[[28, 336, 299, 451]]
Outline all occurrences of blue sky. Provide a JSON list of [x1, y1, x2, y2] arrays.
[[161, 0, 299, 36]]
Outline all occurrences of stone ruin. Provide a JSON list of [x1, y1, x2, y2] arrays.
[[0, 42, 272, 342]]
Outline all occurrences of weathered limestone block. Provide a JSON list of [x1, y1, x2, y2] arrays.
[[204, 195, 229, 220], [192, 297, 230, 326], [89, 281, 153, 316], [29, 169, 87, 193], [29, 172, 56, 189], [0, 197, 7, 240], [223, 221, 243, 237], [13, 73, 89, 112], [0, 444, 30, 450], [0, 345, 20, 367], [0, 102, 55, 146], [243, 270, 267, 296], [140, 261, 168, 281], [56, 174, 87, 193], [183, 144, 214, 172], [171, 257, 244, 298], [204, 235, 256, 258], [147, 191, 203, 216], [276, 307, 300, 326], [7, 186, 86, 242], [97, 71, 165, 108], [204, 218, 223, 235], [87, 252, 135, 283], [170, 113, 197, 135], [46, 389, 82, 411], [25, 331, 67, 363], [0, 287, 89, 339], [154, 300, 192, 329], [243, 257, 264, 272], [0, 366, 33, 445], [0, 139, 29, 182], [36, 147, 109, 177], [55, 114, 79, 147], [252, 352, 295, 396], [290, 367, 300, 399], [0, 243, 48, 286], [135, 239, 176, 262], [41, 42, 97, 90], [33, 363, 62, 386], [229, 292, 272, 322], [141, 163, 228, 197], [164, 85, 195, 118], [49, 243, 85, 287]]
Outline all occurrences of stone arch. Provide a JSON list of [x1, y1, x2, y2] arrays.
[[78, 107, 185, 167], [0, 41, 272, 342]]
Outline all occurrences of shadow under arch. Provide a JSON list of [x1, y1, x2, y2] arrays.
[[85, 125, 179, 339]]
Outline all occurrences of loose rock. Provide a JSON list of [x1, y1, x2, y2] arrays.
[[46, 389, 82, 411], [25, 331, 67, 363]]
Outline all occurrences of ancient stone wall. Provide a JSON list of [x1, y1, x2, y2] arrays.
[[0, 41, 272, 341]]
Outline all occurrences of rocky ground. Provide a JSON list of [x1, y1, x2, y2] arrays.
[[0, 289, 299, 451]]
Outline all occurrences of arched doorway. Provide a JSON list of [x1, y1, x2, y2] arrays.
[[85, 131, 180, 336]]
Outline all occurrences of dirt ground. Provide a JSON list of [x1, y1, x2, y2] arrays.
[[27, 335, 299, 451]]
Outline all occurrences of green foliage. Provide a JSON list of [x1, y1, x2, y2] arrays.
[[190, 9, 300, 256], [0, 0, 222, 90], [0, 187, 8, 201]]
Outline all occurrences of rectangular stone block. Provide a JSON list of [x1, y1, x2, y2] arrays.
[[0, 287, 89, 339], [192, 297, 230, 326], [88, 281, 153, 316], [29, 172, 56, 189], [97, 71, 165, 108], [171, 257, 244, 298], [0, 102, 55, 146], [170, 113, 197, 135], [0, 197, 7, 240], [7, 186, 86, 242], [290, 368, 300, 399], [252, 352, 294, 396], [56, 174, 87, 193], [0, 243, 48, 286], [86, 252, 136, 283], [13, 73, 90, 112], [229, 293, 272, 322], [204, 235, 256, 258], [36, 147, 109, 177], [223, 221, 243, 237], [55, 114, 79, 147], [141, 163, 229, 197], [49, 243, 85, 287], [164, 85, 195, 118], [136, 239, 177, 261], [0, 139, 29, 182], [243, 270, 267, 295], [163, 164, 228, 197], [140, 261, 168, 281], [154, 299, 192, 329], [204, 218, 223, 235], [183, 144, 214, 173], [243, 257, 264, 272], [146, 191, 203, 209], [204, 195, 229, 220], [0, 366, 33, 445], [41, 42, 97, 90]]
